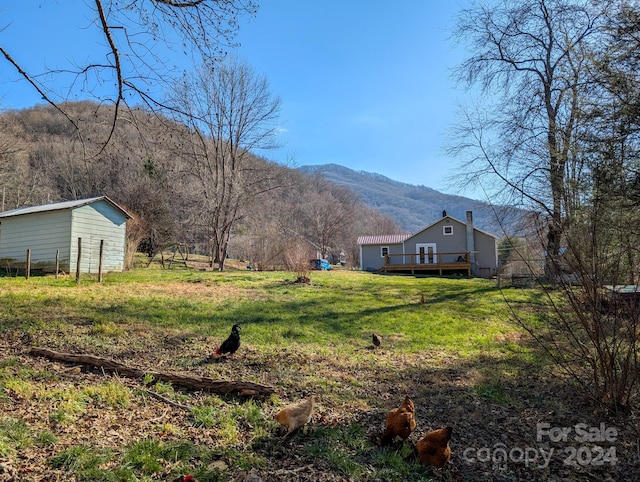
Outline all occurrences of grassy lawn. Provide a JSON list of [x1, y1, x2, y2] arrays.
[[0, 267, 636, 481]]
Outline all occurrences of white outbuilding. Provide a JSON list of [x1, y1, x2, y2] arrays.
[[0, 196, 131, 275]]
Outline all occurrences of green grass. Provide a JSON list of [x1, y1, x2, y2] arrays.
[[48, 445, 111, 472], [0, 417, 31, 456], [0, 267, 547, 480], [5, 271, 529, 346]]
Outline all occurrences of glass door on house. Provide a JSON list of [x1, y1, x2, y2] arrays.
[[416, 243, 437, 264]]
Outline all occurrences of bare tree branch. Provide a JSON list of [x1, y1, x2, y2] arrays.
[[0, 0, 258, 154], [0, 47, 80, 133]]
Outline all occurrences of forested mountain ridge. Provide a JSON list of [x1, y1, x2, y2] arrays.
[[0, 102, 402, 269], [298, 164, 511, 235], [0, 101, 513, 270]]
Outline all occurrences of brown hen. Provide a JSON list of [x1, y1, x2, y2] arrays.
[[379, 395, 417, 446], [273, 396, 315, 436], [407, 426, 453, 468]]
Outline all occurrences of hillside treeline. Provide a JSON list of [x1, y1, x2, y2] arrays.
[[0, 101, 401, 269]]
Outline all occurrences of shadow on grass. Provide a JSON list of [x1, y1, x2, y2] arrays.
[[1, 271, 637, 481]]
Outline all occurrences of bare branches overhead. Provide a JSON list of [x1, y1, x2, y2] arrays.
[[0, 0, 258, 151], [167, 57, 283, 270]]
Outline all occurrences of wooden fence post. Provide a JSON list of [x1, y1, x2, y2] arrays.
[[55, 249, 60, 279], [76, 238, 82, 283], [25, 248, 31, 279], [98, 239, 104, 282]]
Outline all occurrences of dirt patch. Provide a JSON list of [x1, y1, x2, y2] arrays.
[[1, 334, 639, 481]]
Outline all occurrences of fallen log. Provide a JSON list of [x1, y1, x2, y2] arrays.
[[29, 347, 274, 397]]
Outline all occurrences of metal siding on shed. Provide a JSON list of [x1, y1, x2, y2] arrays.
[[70, 201, 127, 273], [0, 210, 72, 270], [0, 197, 128, 274]]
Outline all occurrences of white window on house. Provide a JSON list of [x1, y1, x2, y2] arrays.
[[443, 225, 453, 236], [381, 246, 389, 258]]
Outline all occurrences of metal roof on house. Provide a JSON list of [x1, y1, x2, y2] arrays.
[[357, 213, 500, 246], [357, 234, 412, 245], [0, 196, 132, 219]]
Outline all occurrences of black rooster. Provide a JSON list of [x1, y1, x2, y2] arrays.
[[212, 324, 241, 359]]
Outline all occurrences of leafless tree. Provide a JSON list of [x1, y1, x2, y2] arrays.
[[0, 115, 25, 209], [297, 189, 357, 260], [168, 57, 283, 270], [284, 237, 313, 283], [451, 0, 640, 410], [450, 0, 610, 276], [0, 0, 257, 151], [341, 205, 402, 269], [283, 174, 359, 261]]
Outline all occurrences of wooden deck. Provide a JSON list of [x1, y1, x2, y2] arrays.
[[381, 252, 471, 276]]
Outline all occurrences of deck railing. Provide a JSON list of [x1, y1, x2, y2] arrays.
[[382, 251, 471, 275]]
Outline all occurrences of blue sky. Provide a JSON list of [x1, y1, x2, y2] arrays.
[[0, 1, 478, 199]]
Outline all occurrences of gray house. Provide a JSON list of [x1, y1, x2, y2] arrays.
[[358, 211, 499, 278], [0, 196, 131, 274]]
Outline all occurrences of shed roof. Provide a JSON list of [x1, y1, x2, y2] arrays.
[[0, 196, 132, 219], [357, 234, 412, 245]]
